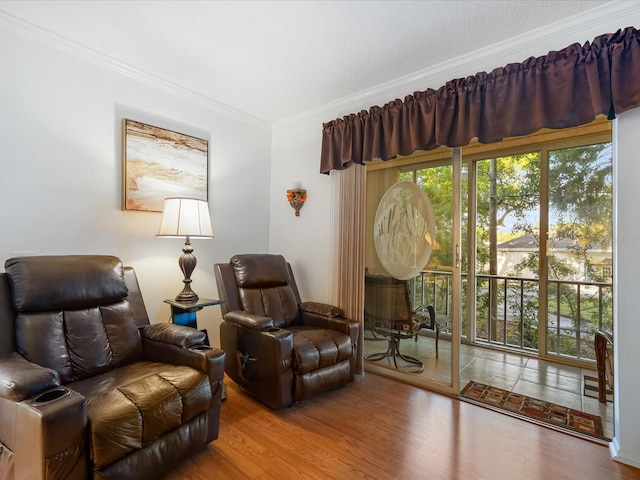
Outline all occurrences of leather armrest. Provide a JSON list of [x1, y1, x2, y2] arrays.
[[141, 324, 225, 382], [141, 322, 206, 348], [13, 387, 87, 479], [224, 310, 274, 331], [0, 353, 60, 402], [185, 345, 226, 387], [301, 312, 359, 344], [220, 322, 293, 410], [300, 301, 344, 318]]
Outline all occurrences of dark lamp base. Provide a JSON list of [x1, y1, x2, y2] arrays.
[[176, 237, 199, 303], [175, 288, 198, 303]]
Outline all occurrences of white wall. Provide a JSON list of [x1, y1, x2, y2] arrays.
[[0, 27, 271, 348], [270, 4, 640, 467], [269, 114, 335, 302], [612, 108, 640, 468]]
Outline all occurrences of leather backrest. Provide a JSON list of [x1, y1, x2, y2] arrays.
[[3, 255, 144, 383], [6, 255, 127, 312], [228, 254, 302, 328], [214, 263, 241, 315], [0, 273, 16, 357], [123, 266, 152, 329]]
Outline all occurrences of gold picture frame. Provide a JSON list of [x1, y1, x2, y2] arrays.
[[122, 119, 209, 212]]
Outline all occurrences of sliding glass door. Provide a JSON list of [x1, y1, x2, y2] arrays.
[[468, 153, 541, 352], [363, 119, 612, 401], [363, 148, 463, 394], [545, 143, 613, 361], [465, 134, 612, 364]]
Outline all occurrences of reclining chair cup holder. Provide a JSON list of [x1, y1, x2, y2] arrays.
[[31, 387, 71, 406], [190, 344, 213, 351]]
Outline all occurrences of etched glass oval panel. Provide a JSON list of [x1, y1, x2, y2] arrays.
[[374, 181, 435, 280]]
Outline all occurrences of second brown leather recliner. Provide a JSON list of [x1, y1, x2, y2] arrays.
[[214, 254, 359, 409]]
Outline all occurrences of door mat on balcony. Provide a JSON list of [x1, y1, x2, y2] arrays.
[[583, 375, 613, 402], [461, 381, 609, 441]]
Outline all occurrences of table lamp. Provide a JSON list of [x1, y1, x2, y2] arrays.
[[157, 197, 213, 302]]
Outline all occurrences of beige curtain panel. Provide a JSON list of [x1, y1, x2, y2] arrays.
[[320, 27, 640, 174], [336, 164, 367, 373]]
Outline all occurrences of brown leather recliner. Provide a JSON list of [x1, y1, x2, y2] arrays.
[[214, 254, 359, 410], [0, 255, 226, 480]]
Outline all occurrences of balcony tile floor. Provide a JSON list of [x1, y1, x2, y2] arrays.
[[364, 334, 614, 439]]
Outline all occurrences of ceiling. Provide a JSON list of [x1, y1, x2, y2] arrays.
[[0, 0, 613, 125]]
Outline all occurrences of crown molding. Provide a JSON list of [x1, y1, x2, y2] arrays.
[[0, 10, 271, 132], [2, 3, 638, 135], [272, 1, 640, 132]]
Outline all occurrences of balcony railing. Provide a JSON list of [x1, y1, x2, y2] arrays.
[[414, 270, 613, 362]]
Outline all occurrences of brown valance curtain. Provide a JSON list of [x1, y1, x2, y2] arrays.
[[320, 27, 640, 174]]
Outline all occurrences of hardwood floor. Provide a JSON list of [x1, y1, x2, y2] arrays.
[[164, 373, 640, 480]]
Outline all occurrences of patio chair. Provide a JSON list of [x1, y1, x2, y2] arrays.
[[364, 272, 438, 371], [595, 330, 614, 403]]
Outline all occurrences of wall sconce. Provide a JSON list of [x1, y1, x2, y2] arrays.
[[286, 184, 307, 216]]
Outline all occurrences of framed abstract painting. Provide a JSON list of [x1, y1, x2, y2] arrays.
[[122, 119, 209, 212]]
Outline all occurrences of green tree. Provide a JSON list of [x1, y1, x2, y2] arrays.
[[402, 166, 456, 271], [549, 144, 613, 281]]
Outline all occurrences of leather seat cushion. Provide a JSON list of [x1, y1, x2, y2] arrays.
[[288, 326, 353, 375], [69, 361, 211, 469]]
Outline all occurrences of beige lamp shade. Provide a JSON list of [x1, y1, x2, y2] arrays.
[[157, 198, 213, 238]]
